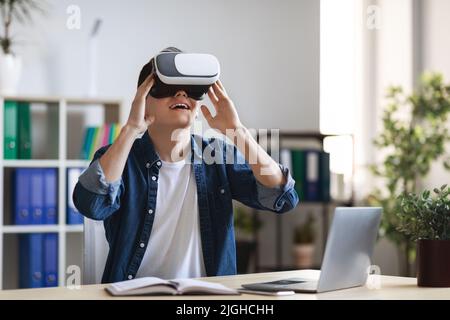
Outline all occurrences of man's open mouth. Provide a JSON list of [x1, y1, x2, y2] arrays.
[[169, 103, 190, 110]]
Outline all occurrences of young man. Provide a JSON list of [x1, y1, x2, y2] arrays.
[[73, 47, 299, 283]]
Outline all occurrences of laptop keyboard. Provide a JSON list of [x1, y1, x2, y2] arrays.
[[242, 278, 318, 292], [263, 279, 307, 285]]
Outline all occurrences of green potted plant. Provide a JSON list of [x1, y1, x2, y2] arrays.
[[292, 214, 316, 269], [233, 205, 262, 274], [0, 0, 46, 94], [369, 72, 450, 276], [396, 185, 450, 287]]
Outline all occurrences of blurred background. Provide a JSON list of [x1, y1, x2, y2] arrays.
[[1, 0, 450, 289]]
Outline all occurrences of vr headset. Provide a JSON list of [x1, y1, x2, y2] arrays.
[[149, 52, 220, 100]]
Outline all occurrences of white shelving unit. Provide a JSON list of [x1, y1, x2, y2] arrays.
[[0, 95, 123, 290]]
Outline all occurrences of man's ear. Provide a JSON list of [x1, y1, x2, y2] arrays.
[[145, 95, 153, 108], [145, 97, 153, 117]]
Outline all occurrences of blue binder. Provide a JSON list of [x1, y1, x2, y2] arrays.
[[43, 169, 58, 224], [30, 169, 44, 224], [19, 233, 44, 288], [14, 169, 31, 225], [67, 168, 84, 224], [43, 233, 58, 287], [319, 152, 331, 202]]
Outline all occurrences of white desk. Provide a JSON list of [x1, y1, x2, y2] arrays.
[[0, 270, 449, 300]]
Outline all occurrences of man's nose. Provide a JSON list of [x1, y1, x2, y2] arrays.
[[175, 90, 188, 98]]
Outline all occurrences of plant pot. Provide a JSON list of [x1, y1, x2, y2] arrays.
[[417, 239, 450, 287], [0, 52, 22, 95], [292, 244, 315, 269]]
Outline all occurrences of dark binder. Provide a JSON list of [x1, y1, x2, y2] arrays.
[[320, 152, 331, 202], [43, 233, 58, 287], [4, 100, 18, 159], [43, 168, 58, 224], [14, 169, 31, 225], [291, 150, 306, 201], [19, 233, 44, 288], [30, 169, 44, 224], [17, 101, 32, 159]]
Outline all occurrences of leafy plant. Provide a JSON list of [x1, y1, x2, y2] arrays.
[[0, 0, 47, 54], [369, 72, 450, 275], [396, 184, 450, 241], [234, 206, 262, 237], [293, 214, 315, 244]]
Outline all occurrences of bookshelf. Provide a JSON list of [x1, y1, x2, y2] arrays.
[[0, 95, 123, 290], [252, 131, 355, 272]]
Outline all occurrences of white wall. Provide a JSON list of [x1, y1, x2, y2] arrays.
[[420, 0, 450, 189], [14, 0, 320, 131], [355, 0, 415, 276]]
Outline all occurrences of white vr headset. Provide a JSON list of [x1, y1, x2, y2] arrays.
[[150, 52, 220, 100]]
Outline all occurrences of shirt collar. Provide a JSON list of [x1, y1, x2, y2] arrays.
[[139, 130, 203, 166], [139, 130, 160, 167]]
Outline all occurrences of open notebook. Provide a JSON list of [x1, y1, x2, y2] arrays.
[[106, 277, 240, 296]]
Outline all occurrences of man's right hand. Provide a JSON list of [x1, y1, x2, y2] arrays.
[[126, 73, 156, 136], [99, 73, 156, 183]]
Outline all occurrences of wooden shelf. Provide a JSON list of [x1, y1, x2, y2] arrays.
[[65, 160, 91, 168], [2, 225, 60, 234], [2, 160, 90, 168], [65, 225, 84, 233], [3, 160, 60, 167], [1, 95, 122, 106], [0, 95, 123, 290], [294, 200, 352, 206], [1, 225, 83, 233]]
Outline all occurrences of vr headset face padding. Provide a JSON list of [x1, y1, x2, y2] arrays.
[[149, 76, 210, 101], [149, 52, 220, 100]]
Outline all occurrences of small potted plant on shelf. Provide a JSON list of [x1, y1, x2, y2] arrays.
[[292, 213, 316, 269], [396, 184, 450, 287], [0, 0, 46, 94]]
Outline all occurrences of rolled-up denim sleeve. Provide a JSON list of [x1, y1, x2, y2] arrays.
[[78, 159, 122, 204], [224, 140, 299, 213], [256, 164, 296, 210], [73, 145, 124, 221]]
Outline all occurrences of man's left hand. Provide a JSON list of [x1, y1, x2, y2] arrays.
[[201, 80, 243, 134]]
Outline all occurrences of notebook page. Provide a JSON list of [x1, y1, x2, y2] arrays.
[[171, 278, 239, 295], [110, 277, 171, 293]]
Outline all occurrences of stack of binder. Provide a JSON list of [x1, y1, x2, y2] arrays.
[[81, 123, 121, 160], [19, 233, 58, 288], [12, 168, 85, 225], [4, 101, 32, 159], [280, 149, 330, 202], [13, 168, 58, 225]]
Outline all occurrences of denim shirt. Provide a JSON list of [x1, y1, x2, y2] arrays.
[[73, 130, 299, 283]]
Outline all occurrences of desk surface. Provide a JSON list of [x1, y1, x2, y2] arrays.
[[0, 270, 449, 300]]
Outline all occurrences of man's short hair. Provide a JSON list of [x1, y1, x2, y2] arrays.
[[137, 46, 183, 88]]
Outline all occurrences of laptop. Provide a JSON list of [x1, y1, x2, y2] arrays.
[[241, 207, 382, 293]]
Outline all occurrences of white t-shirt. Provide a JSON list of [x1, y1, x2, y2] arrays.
[[135, 159, 206, 279]]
